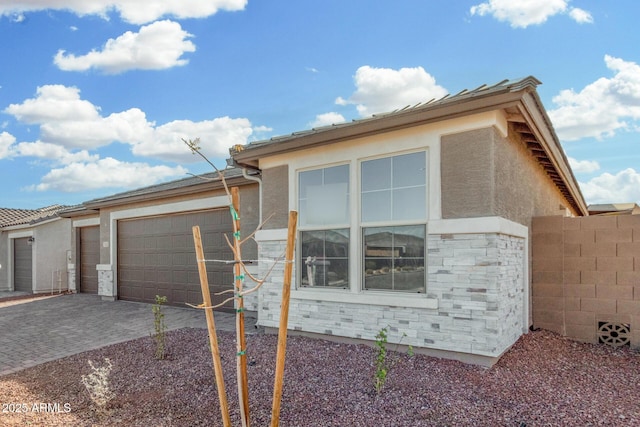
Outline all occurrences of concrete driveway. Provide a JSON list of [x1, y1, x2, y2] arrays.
[[0, 293, 254, 376]]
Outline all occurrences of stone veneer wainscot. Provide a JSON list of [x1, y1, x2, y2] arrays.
[[255, 217, 528, 365]]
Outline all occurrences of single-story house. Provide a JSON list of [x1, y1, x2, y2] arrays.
[[5, 76, 588, 366], [229, 76, 587, 365], [0, 206, 71, 294]]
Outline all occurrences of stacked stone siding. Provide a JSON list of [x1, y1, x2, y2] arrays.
[[257, 231, 525, 359]]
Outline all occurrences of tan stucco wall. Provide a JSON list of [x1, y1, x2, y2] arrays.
[[441, 128, 495, 219], [494, 125, 572, 226], [441, 126, 569, 226], [262, 165, 289, 230]]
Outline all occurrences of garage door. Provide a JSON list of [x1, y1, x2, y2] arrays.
[[117, 209, 234, 309], [14, 237, 33, 293], [80, 226, 100, 293]]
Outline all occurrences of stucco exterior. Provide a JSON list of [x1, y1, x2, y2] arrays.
[[0, 218, 71, 293], [441, 126, 571, 225], [230, 77, 586, 364]]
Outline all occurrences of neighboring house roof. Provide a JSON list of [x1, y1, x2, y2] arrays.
[[231, 76, 588, 216], [0, 205, 69, 228], [588, 203, 640, 216], [62, 167, 254, 213]]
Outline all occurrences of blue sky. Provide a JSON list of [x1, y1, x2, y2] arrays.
[[0, 0, 638, 209]]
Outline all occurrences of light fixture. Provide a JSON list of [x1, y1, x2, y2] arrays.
[[27, 236, 35, 246]]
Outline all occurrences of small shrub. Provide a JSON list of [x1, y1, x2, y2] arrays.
[[81, 358, 114, 414], [152, 295, 168, 359], [374, 326, 413, 394]]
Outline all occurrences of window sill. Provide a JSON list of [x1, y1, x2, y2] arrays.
[[291, 288, 438, 310]]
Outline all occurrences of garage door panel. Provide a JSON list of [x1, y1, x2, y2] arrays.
[[118, 209, 234, 309]]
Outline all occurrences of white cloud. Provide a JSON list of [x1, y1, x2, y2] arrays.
[[54, 20, 195, 74], [470, 0, 592, 28], [253, 125, 273, 133], [309, 112, 346, 128], [337, 66, 448, 117], [548, 55, 640, 141], [29, 157, 188, 192], [0, 0, 247, 25], [568, 157, 600, 173], [133, 117, 253, 162], [579, 168, 640, 204], [0, 131, 16, 158], [4, 85, 100, 125], [3, 84, 254, 163], [568, 8, 593, 24], [14, 141, 98, 164]]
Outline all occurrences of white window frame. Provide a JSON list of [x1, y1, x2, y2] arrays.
[[293, 150, 435, 308], [358, 149, 429, 293], [297, 162, 351, 289]]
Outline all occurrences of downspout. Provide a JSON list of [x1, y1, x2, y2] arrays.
[[242, 168, 262, 224]]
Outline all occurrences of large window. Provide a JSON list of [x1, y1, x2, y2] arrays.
[[299, 165, 349, 288], [296, 151, 428, 293], [361, 152, 427, 292]]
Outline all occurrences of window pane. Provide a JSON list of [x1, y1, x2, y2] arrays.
[[361, 190, 391, 222], [299, 165, 349, 227], [300, 229, 349, 288], [393, 152, 426, 188], [306, 183, 349, 225], [324, 164, 349, 185], [362, 157, 391, 192], [363, 226, 425, 292], [361, 151, 428, 224], [299, 169, 322, 199], [392, 187, 426, 221]]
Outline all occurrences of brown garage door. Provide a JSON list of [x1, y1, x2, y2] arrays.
[[80, 226, 100, 293], [14, 237, 33, 293], [117, 209, 234, 309]]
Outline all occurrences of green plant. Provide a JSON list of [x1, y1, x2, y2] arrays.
[[374, 326, 414, 394], [152, 295, 168, 359], [81, 358, 114, 415]]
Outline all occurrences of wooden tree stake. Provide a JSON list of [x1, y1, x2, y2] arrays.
[[231, 187, 251, 427], [270, 210, 298, 427], [192, 225, 231, 427]]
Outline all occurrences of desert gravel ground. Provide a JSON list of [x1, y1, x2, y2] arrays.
[[0, 327, 638, 426]]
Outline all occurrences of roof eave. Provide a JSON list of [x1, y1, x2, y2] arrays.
[[517, 92, 588, 216], [82, 174, 252, 210], [233, 89, 527, 166]]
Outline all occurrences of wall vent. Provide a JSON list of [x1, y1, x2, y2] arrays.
[[597, 322, 630, 347]]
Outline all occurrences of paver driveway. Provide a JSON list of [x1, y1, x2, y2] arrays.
[[0, 293, 253, 376]]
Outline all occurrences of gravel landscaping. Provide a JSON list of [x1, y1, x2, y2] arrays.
[[0, 327, 638, 426]]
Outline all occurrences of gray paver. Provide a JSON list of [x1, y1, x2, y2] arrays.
[[0, 293, 255, 376]]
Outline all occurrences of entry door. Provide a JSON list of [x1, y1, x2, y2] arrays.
[[80, 226, 100, 293], [14, 237, 33, 293]]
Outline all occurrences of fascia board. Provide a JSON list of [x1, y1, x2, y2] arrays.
[[519, 93, 588, 215], [233, 90, 526, 164]]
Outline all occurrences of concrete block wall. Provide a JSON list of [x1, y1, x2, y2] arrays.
[[532, 215, 640, 347], [256, 231, 525, 360]]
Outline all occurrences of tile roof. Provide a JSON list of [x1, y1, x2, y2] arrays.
[[231, 76, 541, 154], [78, 167, 247, 208], [0, 205, 69, 227]]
